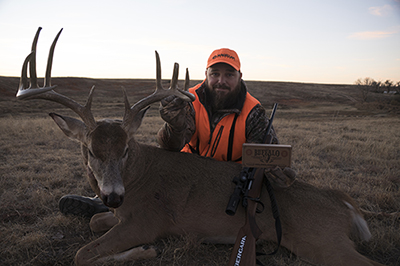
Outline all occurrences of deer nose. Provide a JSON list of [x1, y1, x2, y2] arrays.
[[101, 192, 124, 208]]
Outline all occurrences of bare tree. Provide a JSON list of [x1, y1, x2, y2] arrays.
[[394, 81, 400, 94], [355, 78, 373, 102], [384, 79, 394, 90]]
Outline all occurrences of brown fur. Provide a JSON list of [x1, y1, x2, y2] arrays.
[[49, 114, 384, 266]]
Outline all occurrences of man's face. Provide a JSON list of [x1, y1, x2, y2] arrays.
[[205, 63, 242, 110]]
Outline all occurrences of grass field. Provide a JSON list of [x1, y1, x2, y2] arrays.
[[0, 76, 399, 265]]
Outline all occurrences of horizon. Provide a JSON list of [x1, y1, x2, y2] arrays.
[[0, 74, 365, 86], [1, 0, 399, 85]]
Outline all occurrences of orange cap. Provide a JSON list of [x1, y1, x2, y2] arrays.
[[206, 48, 240, 71]]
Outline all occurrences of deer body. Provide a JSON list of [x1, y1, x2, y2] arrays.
[[64, 122, 379, 266], [17, 28, 384, 266]]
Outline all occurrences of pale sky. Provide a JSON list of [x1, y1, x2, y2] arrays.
[[0, 0, 399, 84]]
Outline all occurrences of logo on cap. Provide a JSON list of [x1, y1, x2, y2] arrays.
[[212, 53, 236, 61], [207, 48, 240, 71]]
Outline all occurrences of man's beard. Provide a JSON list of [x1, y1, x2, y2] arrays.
[[205, 81, 242, 112]]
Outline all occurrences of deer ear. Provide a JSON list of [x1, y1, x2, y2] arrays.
[[125, 106, 150, 139], [49, 113, 88, 143]]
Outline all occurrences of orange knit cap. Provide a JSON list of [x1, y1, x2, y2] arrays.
[[206, 48, 240, 71]]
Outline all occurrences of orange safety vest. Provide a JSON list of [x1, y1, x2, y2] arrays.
[[181, 83, 260, 162]]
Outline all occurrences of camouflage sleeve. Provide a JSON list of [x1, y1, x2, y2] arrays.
[[157, 103, 196, 151], [246, 104, 279, 144]]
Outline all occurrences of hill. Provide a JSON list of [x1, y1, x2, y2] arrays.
[[1, 75, 398, 119]]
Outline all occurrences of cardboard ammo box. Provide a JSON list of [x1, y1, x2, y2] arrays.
[[242, 144, 292, 168]]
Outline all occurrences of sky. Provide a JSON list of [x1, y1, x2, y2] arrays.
[[0, 0, 399, 85]]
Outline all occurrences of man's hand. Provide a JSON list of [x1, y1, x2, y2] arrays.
[[265, 167, 297, 190], [159, 95, 188, 131]]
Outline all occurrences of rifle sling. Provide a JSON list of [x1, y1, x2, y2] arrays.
[[263, 177, 282, 255]]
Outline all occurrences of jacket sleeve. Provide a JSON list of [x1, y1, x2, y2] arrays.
[[156, 103, 196, 151], [245, 104, 279, 144]]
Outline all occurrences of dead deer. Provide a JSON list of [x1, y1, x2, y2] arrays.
[[17, 27, 385, 266]]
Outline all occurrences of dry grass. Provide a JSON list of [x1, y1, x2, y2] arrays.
[[0, 76, 399, 265]]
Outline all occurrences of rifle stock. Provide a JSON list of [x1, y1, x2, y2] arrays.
[[228, 167, 264, 266]]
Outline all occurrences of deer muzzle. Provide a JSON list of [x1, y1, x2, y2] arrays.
[[98, 175, 125, 208], [100, 191, 125, 208], [87, 164, 125, 208]]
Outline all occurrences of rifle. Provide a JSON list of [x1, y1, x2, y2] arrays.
[[227, 103, 278, 266]]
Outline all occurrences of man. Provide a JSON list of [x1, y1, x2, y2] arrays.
[[157, 48, 278, 161], [59, 48, 295, 218]]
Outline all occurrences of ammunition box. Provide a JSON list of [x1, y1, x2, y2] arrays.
[[242, 144, 292, 168]]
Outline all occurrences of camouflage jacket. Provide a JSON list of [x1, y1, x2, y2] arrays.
[[157, 80, 278, 153]]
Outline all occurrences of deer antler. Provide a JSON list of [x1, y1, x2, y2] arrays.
[[16, 27, 97, 129], [122, 51, 195, 129]]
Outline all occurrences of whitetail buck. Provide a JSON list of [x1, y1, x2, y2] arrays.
[[17, 27, 385, 266]]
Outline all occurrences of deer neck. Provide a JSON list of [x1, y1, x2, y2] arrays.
[[123, 140, 158, 192]]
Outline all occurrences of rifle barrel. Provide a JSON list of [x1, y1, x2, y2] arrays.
[[263, 103, 278, 144]]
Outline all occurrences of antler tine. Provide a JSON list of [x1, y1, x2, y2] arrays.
[[184, 68, 190, 91], [29, 27, 42, 88], [178, 67, 195, 100], [19, 52, 34, 93], [170, 62, 179, 90], [155, 51, 163, 91], [16, 27, 97, 130], [44, 28, 63, 87], [122, 86, 130, 111]]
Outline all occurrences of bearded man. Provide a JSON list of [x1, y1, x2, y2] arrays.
[[157, 48, 278, 162]]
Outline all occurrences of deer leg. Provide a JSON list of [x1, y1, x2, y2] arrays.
[[74, 221, 159, 266], [89, 211, 119, 233], [96, 245, 158, 264]]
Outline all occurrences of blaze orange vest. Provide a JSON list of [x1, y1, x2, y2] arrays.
[[181, 83, 260, 162]]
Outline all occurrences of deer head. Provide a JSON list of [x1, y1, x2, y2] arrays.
[[17, 27, 195, 208]]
